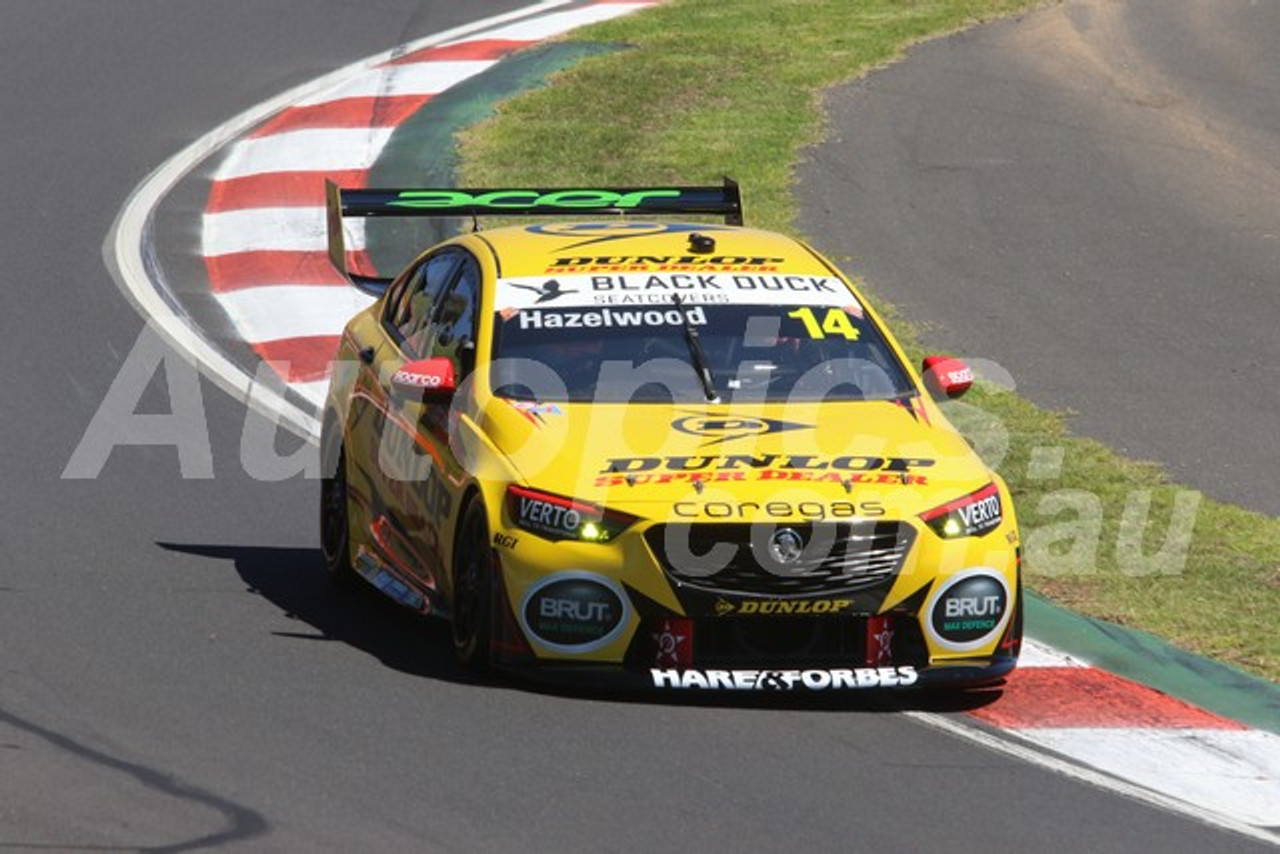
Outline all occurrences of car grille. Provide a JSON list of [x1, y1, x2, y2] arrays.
[[644, 521, 915, 597], [623, 613, 930, 670]]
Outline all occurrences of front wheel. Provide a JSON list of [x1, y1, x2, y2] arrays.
[[320, 441, 358, 588], [452, 499, 494, 671]]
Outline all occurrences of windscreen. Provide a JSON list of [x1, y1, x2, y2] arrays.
[[489, 272, 914, 404]]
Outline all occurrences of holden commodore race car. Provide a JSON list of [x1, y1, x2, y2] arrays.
[[319, 180, 1021, 692]]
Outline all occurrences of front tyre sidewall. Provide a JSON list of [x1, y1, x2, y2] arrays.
[[452, 500, 494, 671], [320, 442, 357, 587]]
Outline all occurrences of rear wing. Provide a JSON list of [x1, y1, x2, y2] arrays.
[[325, 178, 743, 295]]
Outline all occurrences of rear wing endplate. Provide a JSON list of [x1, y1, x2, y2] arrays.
[[325, 178, 743, 294]]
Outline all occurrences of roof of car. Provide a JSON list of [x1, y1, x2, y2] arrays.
[[473, 223, 834, 279]]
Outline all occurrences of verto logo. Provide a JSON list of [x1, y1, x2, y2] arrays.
[[957, 493, 1001, 532], [516, 495, 582, 536], [391, 189, 681, 210], [671, 415, 813, 446]]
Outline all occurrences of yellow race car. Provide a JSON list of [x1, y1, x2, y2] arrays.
[[319, 180, 1021, 691]]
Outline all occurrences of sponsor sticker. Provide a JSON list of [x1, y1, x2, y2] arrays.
[[519, 572, 629, 653], [550, 257, 784, 274], [650, 666, 919, 690], [651, 617, 693, 668], [601, 454, 934, 475], [510, 401, 563, 416], [714, 598, 855, 617], [504, 279, 578, 304], [670, 414, 813, 446], [592, 469, 919, 494], [495, 273, 858, 310], [526, 221, 733, 245], [865, 615, 894, 666], [390, 188, 683, 212], [509, 489, 589, 540], [508, 400, 563, 427], [354, 549, 426, 612], [593, 454, 934, 492], [956, 491, 1001, 534], [390, 368, 448, 389], [511, 305, 707, 330], [922, 483, 1003, 539], [924, 568, 1011, 652], [667, 498, 886, 519]]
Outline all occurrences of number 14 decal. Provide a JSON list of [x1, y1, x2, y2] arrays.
[[786, 306, 861, 340]]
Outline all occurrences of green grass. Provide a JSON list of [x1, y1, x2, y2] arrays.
[[457, 0, 1280, 680]]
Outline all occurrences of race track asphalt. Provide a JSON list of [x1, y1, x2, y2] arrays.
[[0, 1, 1273, 850], [799, 0, 1280, 518]]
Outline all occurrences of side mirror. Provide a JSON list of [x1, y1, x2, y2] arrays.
[[921, 355, 973, 399], [391, 357, 456, 401]]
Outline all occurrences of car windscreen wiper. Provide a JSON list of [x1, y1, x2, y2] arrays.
[[672, 294, 719, 403]]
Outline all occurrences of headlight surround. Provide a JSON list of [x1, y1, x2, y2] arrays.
[[505, 485, 637, 543], [920, 482, 1003, 539]]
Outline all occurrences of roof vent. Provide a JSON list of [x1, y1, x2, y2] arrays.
[[688, 232, 715, 254]]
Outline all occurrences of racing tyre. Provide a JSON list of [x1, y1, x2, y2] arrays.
[[320, 441, 358, 588], [452, 499, 494, 671]]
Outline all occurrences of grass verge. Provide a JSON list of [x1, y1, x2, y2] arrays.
[[457, 0, 1279, 680]]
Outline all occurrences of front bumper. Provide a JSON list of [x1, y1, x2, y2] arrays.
[[492, 574, 1022, 692], [488, 501, 1022, 691]]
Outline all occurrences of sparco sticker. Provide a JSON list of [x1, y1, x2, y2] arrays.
[[650, 666, 919, 690], [925, 568, 1011, 652], [519, 572, 629, 653]]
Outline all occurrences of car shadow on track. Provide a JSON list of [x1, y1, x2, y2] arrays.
[[157, 542, 472, 685], [158, 542, 1007, 715], [512, 676, 1006, 715]]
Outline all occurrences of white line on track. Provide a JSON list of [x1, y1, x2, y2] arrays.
[[1022, 727, 1280, 828], [907, 711, 1280, 847]]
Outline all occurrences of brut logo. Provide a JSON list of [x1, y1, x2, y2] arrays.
[[539, 597, 612, 622], [520, 573, 627, 652], [927, 570, 1010, 651], [944, 595, 1002, 618]]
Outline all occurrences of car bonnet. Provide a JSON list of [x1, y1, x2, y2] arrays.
[[480, 397, 993, 522]]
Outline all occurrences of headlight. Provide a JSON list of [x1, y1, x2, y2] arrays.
[[505, 486, 637, 543], [920, 482, 1003, 539]]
